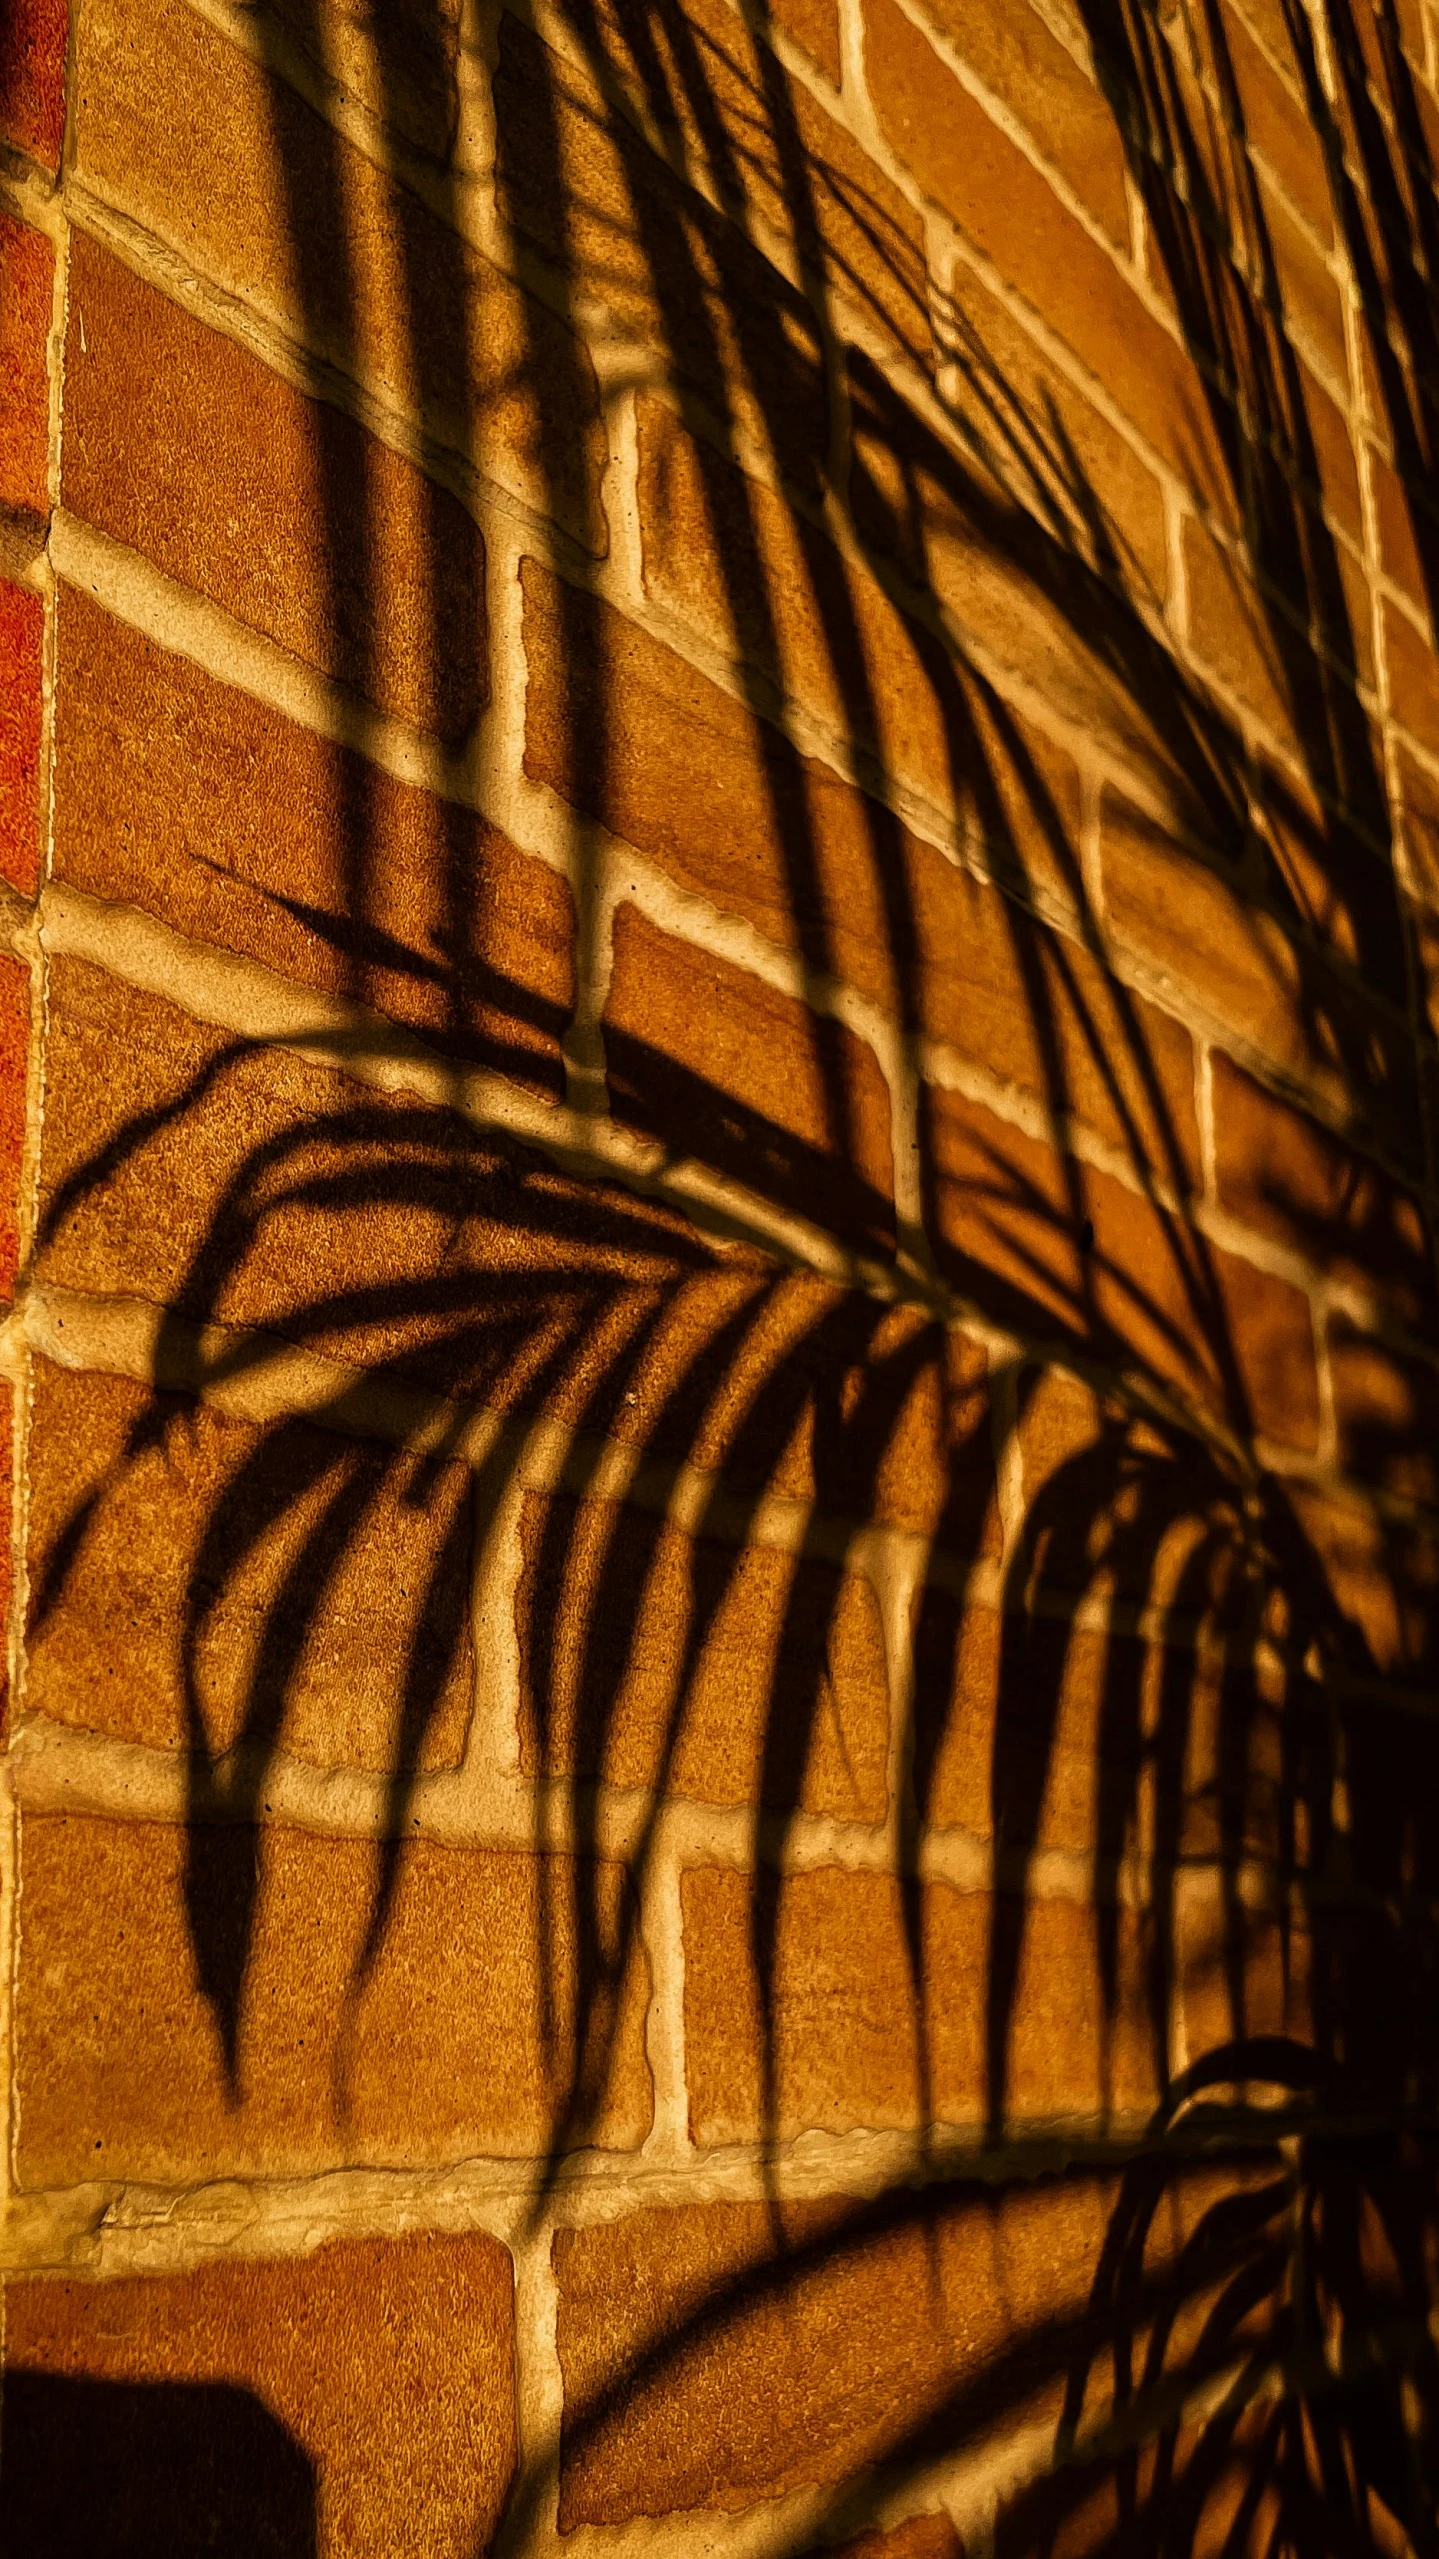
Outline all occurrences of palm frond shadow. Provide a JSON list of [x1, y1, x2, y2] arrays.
[[27, 0, 1439, 2540]]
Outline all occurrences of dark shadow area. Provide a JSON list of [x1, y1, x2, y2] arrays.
[[0, 2371, 318, 2558]]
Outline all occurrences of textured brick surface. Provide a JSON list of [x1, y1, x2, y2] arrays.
[[54, 588, 574, 1091], [63, 236, 486, 741], [25, 1360, 475, 1767], [0, 211, 51, 520], [0, 0, 66, 163], [0, 577, 43, 895], [3, 2234, 517, 2558], [17, 1812, 653, 2183], [516, 1489, 891, 1818]]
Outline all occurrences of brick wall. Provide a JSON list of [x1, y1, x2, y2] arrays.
[[3, 0, 1439, 2547]]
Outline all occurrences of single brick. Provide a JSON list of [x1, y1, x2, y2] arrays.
[[682, 1864, 1160, 2143], [923, 1082, 1321, 1451], [920, 0, 1130, 248], [16, 1811, 652, 2183], [0, 0, 66, 165], [3, 2233, 516, 2559], [514, 1488, 890, 1820], [602, 904, 896, 1256], [553, 2181, 1117, 2523], [862, 0, 1232, 512], [75, 0, 605, 550], [54, 588, 574, 1095], [1329, 1315, 1439, 1507], [0, 950, 27, 1300], [63, 236, 485, 743], [1100, 793, 1308, 1070], [0, 576, 42, 895], [494, 17, 829, 492], [1211, 1051, 1433, 1325], [34, 959, 725, 1412], [25, 1361, 475, 1769], [0, 211, 51, 520], [1182, 518, 1295, 743]]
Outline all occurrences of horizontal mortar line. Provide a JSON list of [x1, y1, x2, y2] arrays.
[[0, 155, 66, 245], [35, 876, 925, 1299], [21, 1277, 1418, 1684], [45, 515, 1405, 1266], [5, 2088, 1421, 2280]]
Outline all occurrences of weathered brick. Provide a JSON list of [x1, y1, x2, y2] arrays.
[[74, 0, 606, 549], [1211, 1051, 1433, 1324], [0, 0, 66, 164], [63, 236, 485, 742], [24, 1360, 475, 1769], [0, 211, 51, 520], [3, 2234, 516, 2559], [494, 17, 830, 489], [265, 0, 461, 158], [16, 1811, 652, 2182], [553, 2181, 1117, 2523], [919, 0, 1130, 247], [682, 1865, 1160, 2142], [54, 589, 574, 1095], [863, 0, 1232, 511], [770, 0, 842, 80], [515, 1488, 890, 1820], [602, 904, 897, 1255], [1329, 1314, 1439, 1506], [923, 1082, 1321, 1450], [0, 575, 42, 896], [0, 950, 27, 1300]]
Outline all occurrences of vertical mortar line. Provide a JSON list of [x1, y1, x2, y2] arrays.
[[603, 384, 645, 607], [500, 2211, 569, 2559], [639, 1803, 692, 2158]]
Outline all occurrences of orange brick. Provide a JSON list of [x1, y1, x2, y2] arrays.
[[264, 0, 461, 158], [0, 211, 51, 520], [0, 949, 27, 1300], [16, 1811, 652, 2182], [54, 589, 574, 1095], [821, 2525, 962, 2559], [1286, 1482, 1439, 1685], [770, 0, 841, 80], [919, 0, 1129, 246], [1329, 1315, 1439, 1506], [0, 0, 66, 164], [0, 576, 42, 896], [3, 2234, 516, 2559], [63, 236, 485, 742], [923, 1083, 1321, 1450], [75, 0, 605, 550], [494, 17, 829, 490], [1385, 596, 1439, 754], [553, 2181, 1116, 2523], [863, 0, 1231, 512], [1219, 4, 1333, 243], [34, 959, 723, 1412], [602, 904, 896, 1255], [1183, 517, 1295, 740], [25, 1361, 475, 1769], [515, 1489, 890, 1819], [1211, 1051, 1433, 1324], [682, 1865, 1160, 2142]]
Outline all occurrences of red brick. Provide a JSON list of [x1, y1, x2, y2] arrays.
[[24, 1361, 475, 1768], [75, 0, 605, 550], [16, 1811, 652, 2182], [0, 0, 65, 165], [863, 0, 1231, 511], [682, 1865, 1160, 2142], [0, 575, 42, 895], [923, 1082, 1321, 1450], [602, 904, 896, 1256], [0, 949, 27, 1300], [553, 2182, 1117, 2523], [54, 589, 574, 1095], [3, 2234, 516, 2559], [1211, 1051, 1433, 1324], [63, 236, 485, 742], [0, 211, 51, 520], [515, 1489, 891, 1819]]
